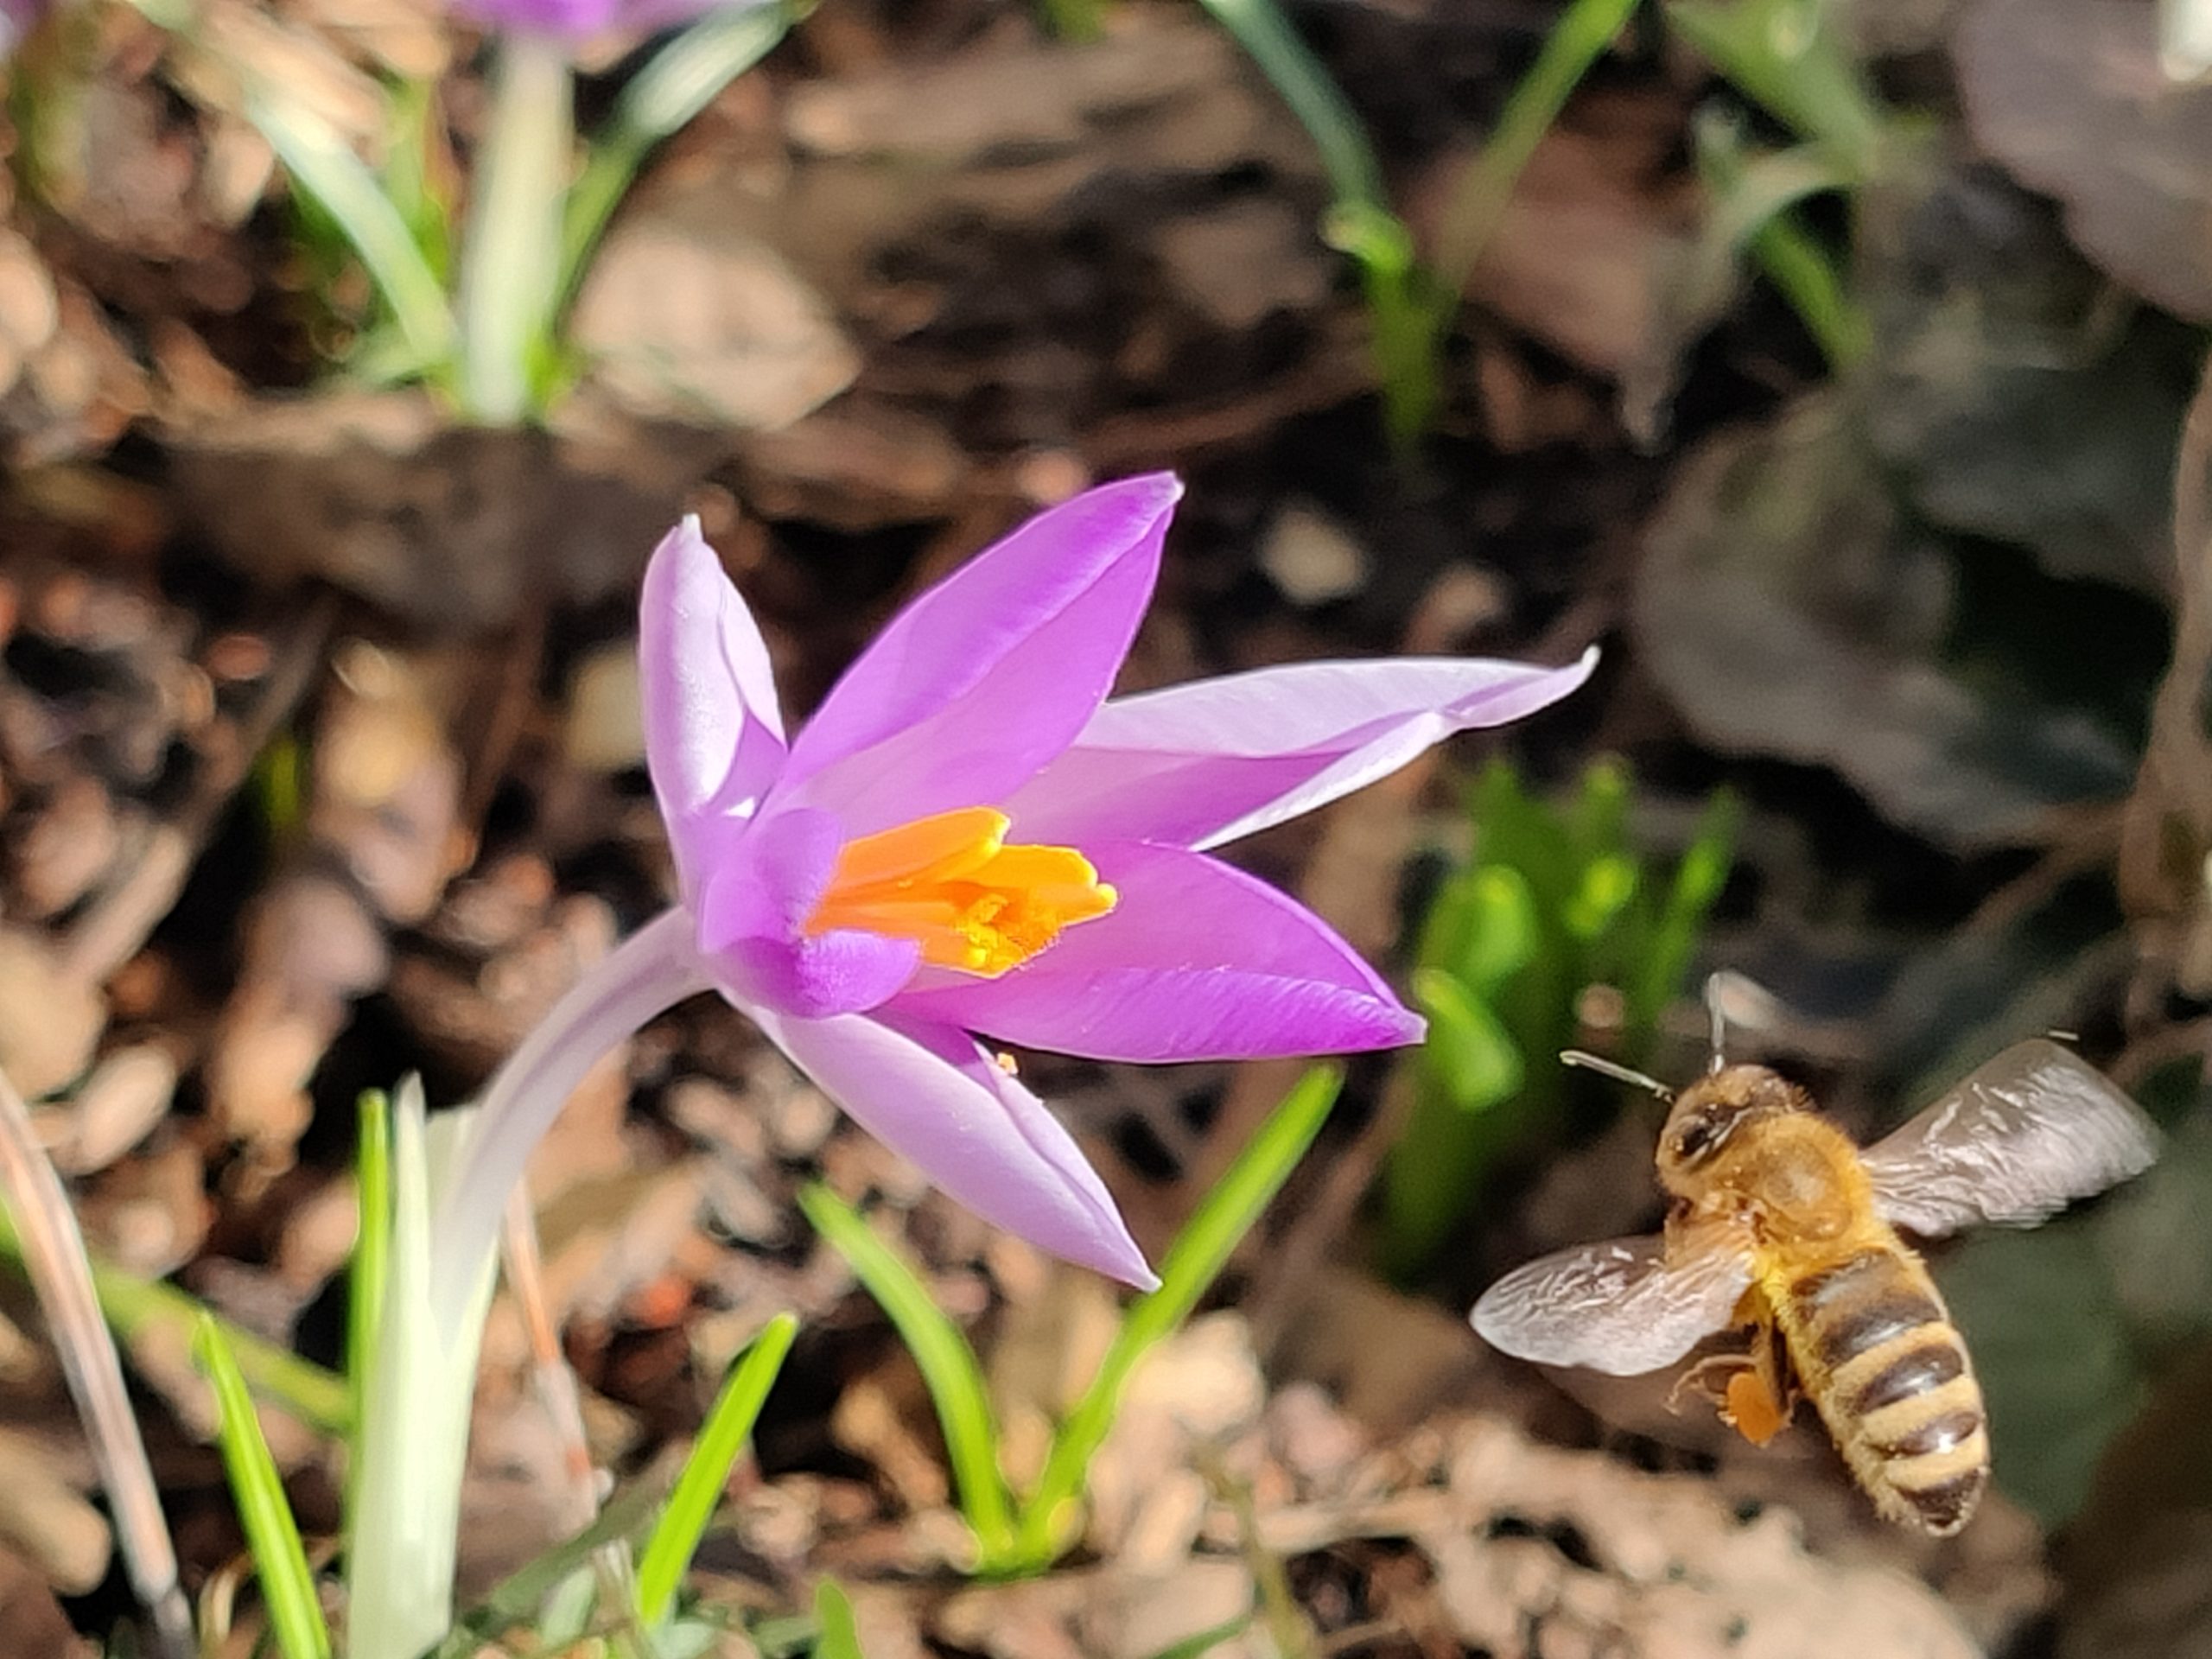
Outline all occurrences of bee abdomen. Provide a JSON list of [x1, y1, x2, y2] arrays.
[[1793, 1249, 1947, 1368], [1789, 1249, 1989, 1535]]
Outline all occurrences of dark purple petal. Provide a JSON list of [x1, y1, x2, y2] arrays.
[[745, 1001, 1157, 1287], [639, 518, 787, 902], [890, 842, 1423, 1062], [693, 805, 918, 1018], [717, 930, 922, 1020], [1003, 650, 1598, 850], [777, 476, 1179, 835]]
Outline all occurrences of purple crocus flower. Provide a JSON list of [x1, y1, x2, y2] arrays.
[[429, 475, 1592, 1312], [0, 0, 48, 54], [453, 0, 760, 42]]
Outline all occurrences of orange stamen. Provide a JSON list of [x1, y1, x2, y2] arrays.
[[805, 807, 1117, 976]]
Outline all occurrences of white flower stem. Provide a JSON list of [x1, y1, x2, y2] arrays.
[[457, 29, 575, 423], [428, 907, 714, 1332], [345, 1085, 493, 1659]]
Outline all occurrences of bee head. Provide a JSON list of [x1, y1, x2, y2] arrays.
[[1656, 1065, 1804, 1183]]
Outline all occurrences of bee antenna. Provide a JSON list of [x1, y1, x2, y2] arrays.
[[1560, 1050, 1674, 1102], [1703, 972, 1729, 1074]]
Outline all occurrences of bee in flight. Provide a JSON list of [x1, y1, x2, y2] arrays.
[[1470, 1024, 2160, 1535]]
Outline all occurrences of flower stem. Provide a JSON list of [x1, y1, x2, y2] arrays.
[[428, 908, 714, 1332], [458, 29, 575, 423]]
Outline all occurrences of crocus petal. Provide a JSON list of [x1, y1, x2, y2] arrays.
[[640, 517, 788, 901], [1003, 649, 1599, 851], [719, 929, 923, 1020], [891, 842, 1423, 1063], [746, 1001, 1157, 1287], [692, 805, 919, 1018], [777, 476, 1179, 834]]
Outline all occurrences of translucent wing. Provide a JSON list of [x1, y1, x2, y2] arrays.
[[1470, 1232, 1755, 1376], [1862, 1039, 2161, 1238]]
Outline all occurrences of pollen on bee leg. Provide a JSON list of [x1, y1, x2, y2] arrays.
[[1721, 1366, 1790, 1446], [993, 1052, 1019, 1076]]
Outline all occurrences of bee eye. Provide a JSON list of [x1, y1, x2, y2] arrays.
[[1674, 1119, 1718, 1162]]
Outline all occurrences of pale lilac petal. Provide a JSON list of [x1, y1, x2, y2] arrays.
[[746, 1001, 1157, 1287], [890, 842, 1423, 1062], [778, 476, 1179, 834], [1003, 649, 1599, 850], [429, 908, 715, 1332], [639, 517, 787, 899]]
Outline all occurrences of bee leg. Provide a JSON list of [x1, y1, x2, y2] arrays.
[[1720, 1321, 1795, 1446], [1669, 1351, 1752, 1414]]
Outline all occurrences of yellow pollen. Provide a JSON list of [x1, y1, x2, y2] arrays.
[[805, 806, 1117, 977]]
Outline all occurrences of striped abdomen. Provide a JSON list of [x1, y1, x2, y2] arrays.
[[1780, 1244, 1988, 1535]]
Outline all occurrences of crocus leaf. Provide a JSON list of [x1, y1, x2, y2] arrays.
[[636, 1313, 799, 1625], [1010, 1067, 1342, 1569], [813, 1578, 866, 1659], [798, 1185, 1017, 1562], [195, 1316, 331, 1659], [1414, 969, 1524, 1115]]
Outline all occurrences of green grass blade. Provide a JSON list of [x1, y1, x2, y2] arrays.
[[1744, 210, 1869, 368], [349, 1090, 391, 1421], [1011, 1066, 1343, 1569], [246, 90, 455, 374], [798, 1186, 1017, 1561], [1664, 0, 1885, 176], [1194, 0, 1434, 442], [558, 2, 797, 317], [194, 1315, 331, 1659], [1414, 969, 1524, 1113], [1629, 786, 1738, 1031], [1431, 0, 1640, 300], [812, 1578, 865, 1659], [1687, 97, 1867, 367], [346, 1089, 391, 1541], [1140, 1613, 1255, 1659], [1196, 0, 1383, 205], [1035, 0, 1109, 40], [635, 1312, 799, 1624]]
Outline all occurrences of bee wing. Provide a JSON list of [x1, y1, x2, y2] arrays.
[[1862, 1038, 2161, 1238], [1470, 1233, 1755, 1376]]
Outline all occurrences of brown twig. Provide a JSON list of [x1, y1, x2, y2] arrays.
[[500, 1186, 602, 1536], [500, 1186, 643, 1639], [0, 1059, 192, 1656]]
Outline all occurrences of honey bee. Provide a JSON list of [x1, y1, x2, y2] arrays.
[[1471, 1031, 2160, 1535]]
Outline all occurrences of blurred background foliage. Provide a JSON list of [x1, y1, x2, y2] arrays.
[[1381, 759, 1737, 1279]]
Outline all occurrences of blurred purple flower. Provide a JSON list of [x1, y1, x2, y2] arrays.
[[431, 475, 1593, 1309], [0, 0, 48, 54], [452, 0, 763, 41]]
